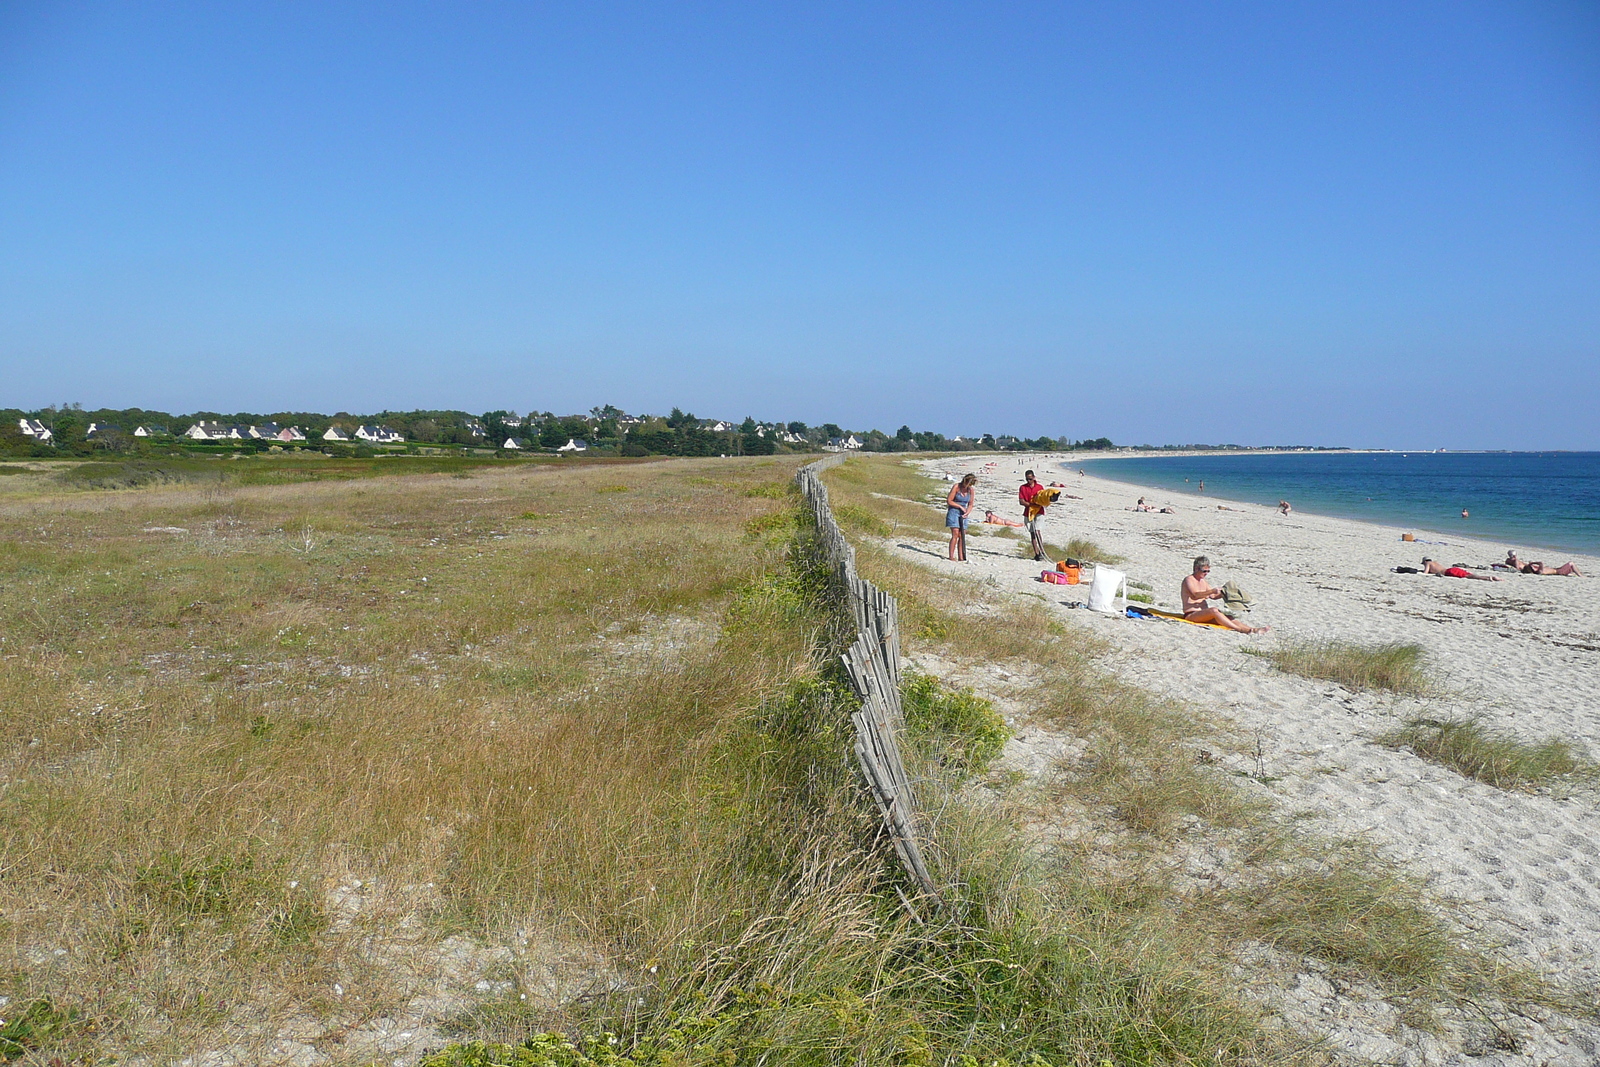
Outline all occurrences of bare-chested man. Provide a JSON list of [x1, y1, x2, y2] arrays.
[[1421, 558, 1501, 581], [1181, 556, 1269, 633]]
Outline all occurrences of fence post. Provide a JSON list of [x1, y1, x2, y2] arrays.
[[795, 456, 939, 902]]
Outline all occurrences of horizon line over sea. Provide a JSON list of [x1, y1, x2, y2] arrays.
[[1071, 450, 1600, 557]]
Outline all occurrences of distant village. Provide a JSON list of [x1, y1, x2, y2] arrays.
[[5, 404, 1115, 459]]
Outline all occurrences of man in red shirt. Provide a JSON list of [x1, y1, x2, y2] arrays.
[[1019, 470, 1047, 561]]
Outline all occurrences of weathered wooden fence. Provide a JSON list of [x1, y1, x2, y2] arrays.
[[796, 457, 939, 902]]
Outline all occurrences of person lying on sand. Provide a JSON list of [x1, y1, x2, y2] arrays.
[[1421, 558, 1501, 581], [1504, 551, 1583, 576], [983, 510, 1024, 527], [1181, 556, 1269, 633]]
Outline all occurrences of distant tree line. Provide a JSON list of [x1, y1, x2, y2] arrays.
[[0, 402, 1132, 459]]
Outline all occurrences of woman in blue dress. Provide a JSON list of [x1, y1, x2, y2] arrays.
[[946, 474, 976, 560]]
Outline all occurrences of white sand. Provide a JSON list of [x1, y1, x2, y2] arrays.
[[901, 454, 1600, 1061]]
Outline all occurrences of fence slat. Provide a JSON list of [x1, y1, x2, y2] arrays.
[[798, 456, 939, 905]]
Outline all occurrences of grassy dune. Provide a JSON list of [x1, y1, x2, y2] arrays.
[[0, 452, 1559, 1065], [0, 455, 846, 1060]]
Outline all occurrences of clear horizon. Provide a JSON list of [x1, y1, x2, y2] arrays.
[[3, 2, 1597, 449]]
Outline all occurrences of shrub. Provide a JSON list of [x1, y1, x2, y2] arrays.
[[900, 672, 1009, 774]]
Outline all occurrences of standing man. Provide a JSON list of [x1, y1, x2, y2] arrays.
[[1019, 470, 1047, 561]]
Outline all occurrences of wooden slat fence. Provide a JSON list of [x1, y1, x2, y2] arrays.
[[796, 457, 939, 902]]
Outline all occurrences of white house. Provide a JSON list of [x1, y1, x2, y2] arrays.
[[703, 420, 733, 432], [355, 425, 405, 443], [247, 423, 281, 439], [824, 435, 863, 452], [18, 419, 52, 442], [323, 427, 351, 442], [133, 425, 168, 438], [185, 421, 242, 440], [502, 437, 526, 450], [557, 438, 588, 452], [778, 431, 805, 444]]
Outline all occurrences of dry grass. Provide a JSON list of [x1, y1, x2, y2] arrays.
[[1379, 717, 1599, 791], [0, 455, 843, 1061], [1261, 639, 1431, 695]]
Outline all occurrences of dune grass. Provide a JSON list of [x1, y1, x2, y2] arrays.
[[1261, 639, 1431, 695], [1379, 717, 1599, 791]]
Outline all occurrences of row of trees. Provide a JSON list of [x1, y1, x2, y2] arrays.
[[1, 404, 1115, 458]]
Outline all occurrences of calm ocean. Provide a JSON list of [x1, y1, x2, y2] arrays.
[[1073, 452, 1600, 557]]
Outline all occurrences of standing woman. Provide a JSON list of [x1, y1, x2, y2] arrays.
[[946, 474, 976, 560]]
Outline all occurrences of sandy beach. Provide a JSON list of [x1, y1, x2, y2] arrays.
[[902, 453, 1600, 1061]]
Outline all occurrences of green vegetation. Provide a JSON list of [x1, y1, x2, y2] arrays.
[[1260, 639, 1431, 695], [1379, 717, 1598, 791], [1016, 537, 1124, 565], [901, 671, 1009, 774]]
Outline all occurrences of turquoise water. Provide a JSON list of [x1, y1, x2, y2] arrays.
[[1073, 452, 1600, 557]]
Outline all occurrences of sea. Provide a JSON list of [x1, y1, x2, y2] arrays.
[[1072, 451, 1600, 557]]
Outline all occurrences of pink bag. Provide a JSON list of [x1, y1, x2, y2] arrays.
[[1040, 570, 1069, 584]]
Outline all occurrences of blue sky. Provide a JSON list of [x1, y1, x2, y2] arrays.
[[2, 1, 1597, 448]]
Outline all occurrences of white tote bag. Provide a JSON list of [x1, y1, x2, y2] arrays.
[[1086, 566, 1127, 614]]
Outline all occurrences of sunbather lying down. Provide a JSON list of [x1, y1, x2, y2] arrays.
[[1504, 551, 1583, 576], [1421, 558, 1501, 581], [983, 511, 1024, 527]]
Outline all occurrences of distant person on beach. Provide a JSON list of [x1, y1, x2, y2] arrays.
[[1133, 497, 1155, 512], [945, 474, 976, 560], [1279, 500, 1291, 515], [1198, 480, 1205, 493], [1019, 470, 1047, 560], [1504, 551, 1583, 576], [1421, 558, 1501, 581], [1181, 557, 1269, 633]]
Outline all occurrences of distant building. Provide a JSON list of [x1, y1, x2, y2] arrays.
[[502, 437, 526, 450], [85, 422, 121, 438], [247, 423, 281, 439], [355, 425, 405, 443], [276, 427, 307, 442], [133, 425, 168, 437], [18, 419, 52, 442], [322, 427, 351, 442], [185, 421, 243, 440], [557, 438, 588, 452], [824, 435, 863, 452]]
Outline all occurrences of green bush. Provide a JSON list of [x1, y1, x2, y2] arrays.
[[901, 671, 1009, 774]]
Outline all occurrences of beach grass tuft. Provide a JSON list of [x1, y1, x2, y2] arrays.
[[1380, 716, 1598, 791], [1262, 639, 1431, 695]]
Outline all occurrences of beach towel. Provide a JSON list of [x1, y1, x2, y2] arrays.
[[1087, 566, 1126, 614], [1141, 607, 1238, 632]]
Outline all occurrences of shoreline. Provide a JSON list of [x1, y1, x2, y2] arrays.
[[902, 451, 1600, 1010], [1060, 450, 1599, 557]]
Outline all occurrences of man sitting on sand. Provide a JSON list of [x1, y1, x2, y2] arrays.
[[1504, 551, 1583, 576], [1421, 558, 1501, 581], [1182, 556, 1269, 633]]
